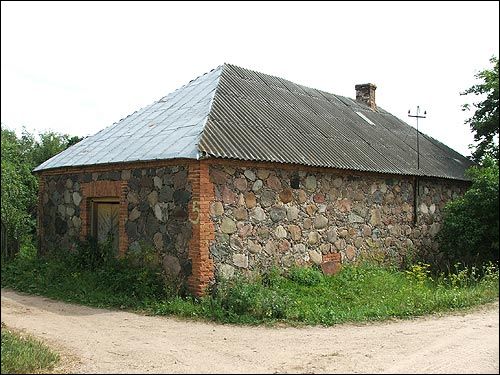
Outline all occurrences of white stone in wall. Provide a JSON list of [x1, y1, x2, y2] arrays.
[[313, 215, 328, 229], [332, 177, 343, 188], [305, 175, 317, 191], [154, 204, 163, 221], [348, 212, 364, 223], [153, 176, 163, 189], [129, 207, 141, 221], [275, 225, 287, 238], [287, 206, 299, 221], [252, 180, 263, 192], [248, 240, 262, 254], [233, 254, 248, 268], [250, 207, 266, 222], [64, 190, 71, 204], [293, 243, 306, 253], [221, 217, 237, 234], [72, 216, 81, 229], [72, 192, 82, 206], [244, 169, 256, 181], [308, 250, 322, 265], [218, 264, 235, 279], [308, 231, 320, 245]]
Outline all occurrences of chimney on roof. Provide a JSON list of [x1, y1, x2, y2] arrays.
[[355, 83, 377, 111]]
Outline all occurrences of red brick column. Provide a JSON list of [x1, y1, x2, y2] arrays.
[[187, 160, 215, 297], [118, 181, 129, 257]]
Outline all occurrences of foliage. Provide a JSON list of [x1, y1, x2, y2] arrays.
[[1, 322, 60, 374], [461, 56, 499, 162], [0, 126, 82, 258], [1, 128, 38, 256], [19, 129, 83, 169], [438, 158, 499, 270], [1, 240, 167, 309], [2, 251, 498, 326], [405, 262, 432, 286], [287, 265, 324, 286]]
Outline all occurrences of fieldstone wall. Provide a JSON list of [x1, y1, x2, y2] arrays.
[[208, 163, 467, 278], [38, 164, 192, 283]]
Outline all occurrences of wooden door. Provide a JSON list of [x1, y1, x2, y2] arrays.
[[92, 201, 119, 253]]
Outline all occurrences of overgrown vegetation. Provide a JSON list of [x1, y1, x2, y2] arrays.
[[2, 242, 498, 326], [438, 157, 499, 271], [1, 322, 60, 374], [1, 126, 82, 258]]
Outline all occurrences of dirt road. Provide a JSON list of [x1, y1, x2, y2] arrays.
[[1, 289, 498, 374]]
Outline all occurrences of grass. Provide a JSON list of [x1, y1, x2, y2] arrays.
[[2, 245, 498, 327], [1, 323, 60, 374]]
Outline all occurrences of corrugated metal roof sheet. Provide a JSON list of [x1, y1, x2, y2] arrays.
[[199, 64, 474, 180], [34, 63, 474, 181], [34, 65, 223, 172]]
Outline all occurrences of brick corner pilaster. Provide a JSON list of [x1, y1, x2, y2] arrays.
[[187, 160, 215, 297]]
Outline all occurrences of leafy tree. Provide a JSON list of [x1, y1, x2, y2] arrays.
[[461, 56, 499, 162], [21, 130, 82, 168], [438, 157, 499, 270], [1, 126, 82, 257], [1, 128, 38, 256]]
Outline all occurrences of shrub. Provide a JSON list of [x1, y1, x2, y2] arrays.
[[438, 158, 499, 271], [212, 274, 291, 320]]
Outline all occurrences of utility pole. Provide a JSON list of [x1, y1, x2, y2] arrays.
[[408, 106, 427, 170], [408, 106, 427, 225]]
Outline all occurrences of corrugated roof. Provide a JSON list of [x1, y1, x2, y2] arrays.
[[34, 63, 474, 181]]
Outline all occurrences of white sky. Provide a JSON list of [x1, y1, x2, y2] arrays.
[[1, 1, 499, 157]]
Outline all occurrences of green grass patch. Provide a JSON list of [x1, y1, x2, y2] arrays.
[[1, 323, 60, 374], [2, 243, 498, 326]]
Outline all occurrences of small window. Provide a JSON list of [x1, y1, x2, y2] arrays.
[[290, 175, 300, 189]]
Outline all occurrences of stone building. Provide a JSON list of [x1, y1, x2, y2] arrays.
[[34, 64, 473, 296]]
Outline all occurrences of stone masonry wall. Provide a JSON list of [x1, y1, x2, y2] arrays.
[[38, 162, 193, 285], [208, 162, 468, 278], [38, 158, 469, 295]]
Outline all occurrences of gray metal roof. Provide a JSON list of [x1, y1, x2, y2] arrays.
[[35, 63, 474, 181], [34, 66, 223, 172]]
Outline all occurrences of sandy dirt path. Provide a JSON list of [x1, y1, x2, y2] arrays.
[[1, 288, 498, 374]]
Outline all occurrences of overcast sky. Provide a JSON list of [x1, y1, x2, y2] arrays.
[[1, 1, 499, 157]]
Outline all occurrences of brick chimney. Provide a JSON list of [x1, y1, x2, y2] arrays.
[[355, 83, 377, 111]]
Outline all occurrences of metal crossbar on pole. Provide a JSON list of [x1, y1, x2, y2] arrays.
[[408, 106, 427, 170], [408, 106, 427, 225]]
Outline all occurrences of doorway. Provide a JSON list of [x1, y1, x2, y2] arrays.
[[91, 198, 120, 254]]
